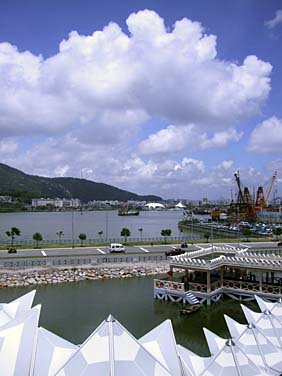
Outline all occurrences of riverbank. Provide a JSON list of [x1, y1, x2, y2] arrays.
[[0, 261, 171, 288]]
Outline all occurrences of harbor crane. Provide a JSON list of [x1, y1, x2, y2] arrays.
[[232, 171, 277, 220]]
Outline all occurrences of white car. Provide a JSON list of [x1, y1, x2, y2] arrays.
[[108, 243, 125, 253]]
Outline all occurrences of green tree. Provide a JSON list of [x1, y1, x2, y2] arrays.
[[98, 230, 103, 241], [56, 231, 64, 244], [273, 227, 282, 240], [242, 228, 252, 242], [121, 228, 131, 243], [33, 232, 43, 248], [161, 229, 172, 244], [138, 228, 143, 241], [204, 233, 210, 243], [6, 227, 21, 246], [78, 233, 87, 246]]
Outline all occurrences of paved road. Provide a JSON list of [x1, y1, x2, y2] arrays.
[[0, 244, 174, 258], [1, 241, 281, 259]]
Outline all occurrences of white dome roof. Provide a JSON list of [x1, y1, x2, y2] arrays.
[[145, 203, 165, 209]]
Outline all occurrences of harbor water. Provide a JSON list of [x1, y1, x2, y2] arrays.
[[0, 210, 204, 243], [0, 275, 259, 356]]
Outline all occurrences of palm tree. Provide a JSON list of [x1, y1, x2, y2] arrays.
[[78, 233, 87, 246], [273, 227, 282, 240], [138, 228, 143, 241], [98, 230, 103, 241], [6, 227, 21, 247], [242, 228, 252, 242], [56, 231, 64, 244], [121, 228, 131, 243], [33, 232, 43, 248], [161, 229, 172, 244]]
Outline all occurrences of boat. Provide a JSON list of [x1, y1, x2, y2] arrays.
[[179, 304, 201, 315], [118, 209, 140, 216]]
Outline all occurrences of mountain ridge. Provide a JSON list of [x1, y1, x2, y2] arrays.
[[0, 163, 162, 202]]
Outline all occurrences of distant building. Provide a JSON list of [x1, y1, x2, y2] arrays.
[[0, 195, 12, 203], [32, 198, 55, 207], [32, 198, 81, 208]]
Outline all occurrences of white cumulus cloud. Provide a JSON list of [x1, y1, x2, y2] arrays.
[[139, 124, 242, 155], [0, 9, 272, 141], [248, 116, 282, 153]]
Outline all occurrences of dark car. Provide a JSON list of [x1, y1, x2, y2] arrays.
[[278, 242, 282, 246], [8, 247, 17, 254], [165, 247, 186, 257]]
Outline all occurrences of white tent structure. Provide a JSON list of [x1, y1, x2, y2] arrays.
[[1, 291, 282, 375], [33, 327, 78, 376], [175, 202, 186, 209], [139, 319, 183, 376], [225, 315, 282, 374], [56, 314, 172, 376], [0, 305, 41, 376], [0, 290, 35, 327]]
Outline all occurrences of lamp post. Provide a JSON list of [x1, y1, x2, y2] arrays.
[[105, 210, 109, 255], [237, 206, 240, 248], [71, 207, 74, 248], [211, 225, 214, 255], [191, 211, 194, 243]]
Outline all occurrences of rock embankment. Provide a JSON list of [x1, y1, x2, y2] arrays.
[[0, 262, 170, 288]]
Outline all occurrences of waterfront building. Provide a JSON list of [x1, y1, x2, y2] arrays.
[[257, 210, 282, 223], [32, 198, 55, 207], [154, 245, 282, 305], [0, 195, 12, 203], [31, 197, 81, 208], [1, 290, 282, 374]]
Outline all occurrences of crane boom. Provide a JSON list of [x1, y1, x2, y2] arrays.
[[265, 172, 277, 206], [234, 170, 244, 204]]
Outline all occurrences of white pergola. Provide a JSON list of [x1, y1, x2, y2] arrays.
[[1, 291, 282, 375]]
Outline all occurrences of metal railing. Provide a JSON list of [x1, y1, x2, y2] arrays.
[[0, 235, 202, 247], [0, 253, 168, 269]]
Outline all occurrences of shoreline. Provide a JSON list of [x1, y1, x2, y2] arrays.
[[0, 261, 171, 288]]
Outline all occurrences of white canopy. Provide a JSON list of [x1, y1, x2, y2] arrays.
[[0, 290, 35, 327], [56, 314, 172, 376], [139, 319, 183, 375], [0, 292, 282, 375], [33, 327, 78, 376]]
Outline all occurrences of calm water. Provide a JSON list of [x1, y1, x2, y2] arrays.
[[0, 275, 259, 356], [0, 210, 201, 243]]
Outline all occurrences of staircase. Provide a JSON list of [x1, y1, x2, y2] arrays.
[[185, 292, 200, 305]]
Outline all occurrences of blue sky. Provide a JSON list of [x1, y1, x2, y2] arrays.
[[0, 0, 282, 199]]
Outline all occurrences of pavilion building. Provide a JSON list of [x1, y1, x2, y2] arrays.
[[154, 245, 282, 305]]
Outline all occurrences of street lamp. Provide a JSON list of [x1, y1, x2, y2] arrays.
[[237, 207, 240, 248], [211, 225, 214, 256], [71, 207, 74, 248], [105, 210, 109, 255]]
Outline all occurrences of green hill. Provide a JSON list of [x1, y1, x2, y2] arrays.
[[0, 163, 162, 203]]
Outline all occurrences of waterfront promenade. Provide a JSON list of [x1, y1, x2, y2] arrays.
[[0, 241, 280, 289], [0, 241, 279, 269]]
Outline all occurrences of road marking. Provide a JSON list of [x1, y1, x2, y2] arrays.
[[138, 247, 150, 253], [96, 248, 106, 254], [41, 251, 47, 256]]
